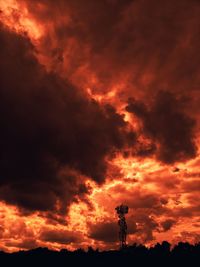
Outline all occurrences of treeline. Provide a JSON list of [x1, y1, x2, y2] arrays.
[[0, 241, 200, 266]]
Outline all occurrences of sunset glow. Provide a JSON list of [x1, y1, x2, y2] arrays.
[[0, 0, 199, 252]]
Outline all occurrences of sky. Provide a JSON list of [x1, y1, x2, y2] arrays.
[[0, 0, 200, 252]]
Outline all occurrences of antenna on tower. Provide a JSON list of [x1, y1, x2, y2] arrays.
[[115, 204, 128, 249]]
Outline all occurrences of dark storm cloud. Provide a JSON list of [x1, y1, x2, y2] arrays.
[[20, 0, 134, 86], [0, 24, 133, 213], [19, 0, 199, 164], [161, 219, 176, 232], [126, 91, 197, 163], [89, 221, 118, 243], [5, 239, 39, 250], [40, 229, 81, 244], [22, 0, 200, 98]]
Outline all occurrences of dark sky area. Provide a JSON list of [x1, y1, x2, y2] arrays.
[[0, 0, 199, 251]]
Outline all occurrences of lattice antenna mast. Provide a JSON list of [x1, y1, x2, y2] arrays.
[[115, 204, 128, 249]]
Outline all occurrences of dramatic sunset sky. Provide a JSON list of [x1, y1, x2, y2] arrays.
[[0, 0, 200, 252]]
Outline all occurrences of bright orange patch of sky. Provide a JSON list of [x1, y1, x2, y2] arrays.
[[0, 0, 199, 252]]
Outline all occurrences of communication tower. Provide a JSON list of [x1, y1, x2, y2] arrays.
[[115, 204, 128, 249]]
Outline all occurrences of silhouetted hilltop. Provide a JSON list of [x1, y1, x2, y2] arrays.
[[0, 242, 200, 266]]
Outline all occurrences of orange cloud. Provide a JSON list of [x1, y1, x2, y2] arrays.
[[0, 0, 199, 252]]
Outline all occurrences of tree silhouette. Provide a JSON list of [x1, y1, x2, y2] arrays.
[[0, 242, 199, 266]]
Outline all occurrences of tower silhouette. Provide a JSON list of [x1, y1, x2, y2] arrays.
[[115, 204, 128, 249]]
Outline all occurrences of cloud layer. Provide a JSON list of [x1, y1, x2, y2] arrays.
[[0, 23, 133, 213], [0, 0, 199, 251]]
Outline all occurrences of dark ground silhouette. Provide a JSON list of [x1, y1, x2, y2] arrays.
[[0, 241, 199, 266]]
